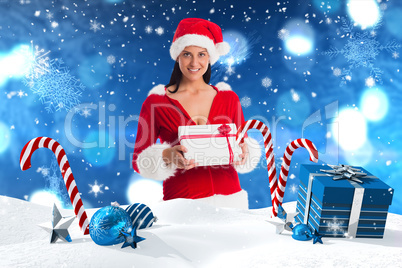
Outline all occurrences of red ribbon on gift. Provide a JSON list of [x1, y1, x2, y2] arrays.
[[218, 124, 234, 164], [179, 124, 235, 164]]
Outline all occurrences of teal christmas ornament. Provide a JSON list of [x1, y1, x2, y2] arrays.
[[89, 206, 132, 246], [125, 203, 157, 229], [292, 224, 314, 241]]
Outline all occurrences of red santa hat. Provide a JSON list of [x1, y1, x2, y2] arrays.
[[169, 18, 230, 65]]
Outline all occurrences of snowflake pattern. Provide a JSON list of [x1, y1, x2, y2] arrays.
[[261, 77, 272, 88], [89, 209, 111, 241], [89, 20, 101, 32], [155, 26, 164, 35], [240, 96, 251, 108], [322, 17, 401, 86], [325, 217, 346, 236], [37, 158, 70, 207], [24, 54, 84, 113]]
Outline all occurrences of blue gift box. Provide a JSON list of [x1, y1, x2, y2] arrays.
[[295, 164, 394, 238]]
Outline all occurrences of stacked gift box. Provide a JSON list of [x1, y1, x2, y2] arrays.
[[295, 164, 393, 238]]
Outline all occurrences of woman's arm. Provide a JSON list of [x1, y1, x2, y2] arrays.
[[132, 96, 178, 181]]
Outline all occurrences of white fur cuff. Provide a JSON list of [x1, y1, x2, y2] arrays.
[[136, 142, 177, 181], [235, 137, 262, 174]]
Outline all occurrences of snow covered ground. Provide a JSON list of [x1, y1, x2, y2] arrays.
[[1, 195, 401, 267]]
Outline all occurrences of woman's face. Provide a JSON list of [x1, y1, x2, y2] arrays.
[[177, 46, 210, 83]]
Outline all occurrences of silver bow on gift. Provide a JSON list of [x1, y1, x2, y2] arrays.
[[320, 164, 367, 183]]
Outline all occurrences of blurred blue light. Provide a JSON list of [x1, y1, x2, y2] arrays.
[[126, 174, 163, 205], [332, 108, 367, 151], [78, 55, 111, 88], [347, 0, 380, 28], [360, 88, 389, 121], [312, 0, 342, 13], [0, 44, 33, 86], [0, 122, 11, 154], [83, 131, 116, 166], [30, 190, 63, 208], [221, 30, 250, 65], [285, 36, 314, 56], [282, 19, 315, 56], [276, 90, 311, 126], [385, 7, 402, 39], [344, 140, 373, 166]]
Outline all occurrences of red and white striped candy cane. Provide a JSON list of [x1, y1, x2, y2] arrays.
[[236, 120, 319, 217], [20, 137, 89, 235], [276, 138, 318, 211], [236, 120, 278, 212]]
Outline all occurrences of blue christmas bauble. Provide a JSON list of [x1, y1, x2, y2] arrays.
[[89, 206, 132, 246], [125, 203, 156, 229], [292, 224, 314, 241]]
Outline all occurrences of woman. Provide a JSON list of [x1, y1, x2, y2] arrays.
[[132, 18, 261, 209]]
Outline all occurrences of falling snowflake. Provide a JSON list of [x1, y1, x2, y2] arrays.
[[80, 107, 92, 118], [332, 67, 342, 77], [88, 180, 104, 198], [145, 25, 153, 34], [24, 55, 84, 113], [392, 51, 399, 59], [277, 28, 290, 40], [107, 55, 116, 64], [290, 89, 300, 102], [261, 77, 272, 88], [240, 96, 251, 108], [226, 65, 235, 75], [289, 183, 298, 194], [322, 17, 401, 86], [155, 26, 164, 35], [365, 76, 375, 87], [90, 20, 101, 32]]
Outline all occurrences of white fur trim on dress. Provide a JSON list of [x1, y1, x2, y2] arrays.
[[148, 84, 166, 96], [136, 142, 177, 181], [215, 81, 232, 91], [196, 189, 249, 209], [170, 34, 221, 65], [235, 137, 262, 174]]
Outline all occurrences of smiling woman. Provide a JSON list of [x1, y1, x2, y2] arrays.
[[131, 18, 262, 209]]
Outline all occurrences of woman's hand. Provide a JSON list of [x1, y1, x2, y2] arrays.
[[162, 145, 198, 170], [233, 142, 249, 166]]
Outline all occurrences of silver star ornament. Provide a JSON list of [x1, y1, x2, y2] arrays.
[[39, 204, 75, 243]]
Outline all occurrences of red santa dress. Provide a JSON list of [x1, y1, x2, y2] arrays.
[[132, 82, 261, 208]]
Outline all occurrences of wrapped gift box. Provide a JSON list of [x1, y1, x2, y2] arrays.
[[295, 164, 394, 238], [178, 123, 242, 166]]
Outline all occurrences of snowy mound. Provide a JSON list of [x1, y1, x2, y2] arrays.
[[1, 195, 401, 267]]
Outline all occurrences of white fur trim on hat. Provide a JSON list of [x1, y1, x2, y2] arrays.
[[136, 142, 177, 181], [148, 84, 166, 96], [196, 189, 249, 209], [215, 81, 232, 91], [234, 137, 262, 174], [170, 34, 227, 65]]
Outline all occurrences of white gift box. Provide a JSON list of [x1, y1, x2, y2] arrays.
[[178, 123, 242, 166]]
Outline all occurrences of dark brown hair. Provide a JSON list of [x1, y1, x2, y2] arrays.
[[166, 62, 212, 93]]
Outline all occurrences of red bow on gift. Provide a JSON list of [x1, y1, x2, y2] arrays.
[[218, 124, 232, 135], [218, 124, 234, 164]]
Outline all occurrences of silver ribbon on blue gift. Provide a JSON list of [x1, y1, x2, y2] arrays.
[[303, 164, 376, 238]]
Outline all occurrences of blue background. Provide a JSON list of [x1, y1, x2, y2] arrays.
[[0, 0, 401, 215]]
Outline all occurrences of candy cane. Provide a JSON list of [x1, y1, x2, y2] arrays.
[[20, 137, 89, 235], [236, 120, 278, 211], [236, 120, 319, 217], [276, 138, 318, 209]]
